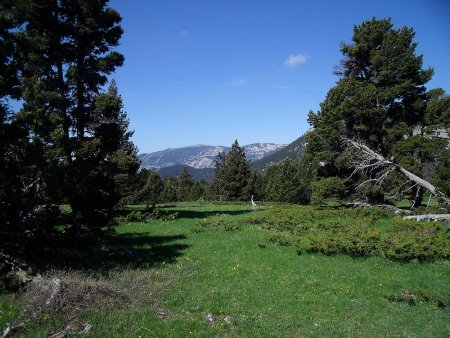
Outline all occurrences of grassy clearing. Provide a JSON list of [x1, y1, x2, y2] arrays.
[[1, 202, 449, 337]]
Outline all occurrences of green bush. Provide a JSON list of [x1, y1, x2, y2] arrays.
[[191, 218, 243, 233], [260, 205, 449, 261], [267, 232, 293, 246], [310, 177, 345, 205], [386, 289, 449, 307], [119, 209, 179, 223], [364, 185, 386, 204], [381, 220, 449, 261], [191, 218, 224, 233], [125, 210, 147, 222]]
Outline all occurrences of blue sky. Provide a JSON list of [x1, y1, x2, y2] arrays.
[[110, 0, 450, 153]]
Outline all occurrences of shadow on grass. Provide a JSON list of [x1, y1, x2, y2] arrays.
[[105, 233, 189, 268], [175, 209, 252, 219], [117, 207, 252, 220], [40, 232, 190, 272]]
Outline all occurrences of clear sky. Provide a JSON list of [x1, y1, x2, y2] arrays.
[[109, 0, 450, 153]]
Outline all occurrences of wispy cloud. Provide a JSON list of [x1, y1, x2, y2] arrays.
[[283, 53, 309, 68], [225, 78, 247, 87], [178, 29, 189, 36], [268, 84, 297, 89]]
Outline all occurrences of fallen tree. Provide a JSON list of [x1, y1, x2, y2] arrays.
[[403, 214, 450, 222], [346, 202, 411, 214], [343, 138, 450, 207]]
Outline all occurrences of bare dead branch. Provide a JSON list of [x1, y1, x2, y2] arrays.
[[343, 138, 450, 205], [1, 323, 26, 338], [403, 214, 450, 222], [346, 202, 411, 214]]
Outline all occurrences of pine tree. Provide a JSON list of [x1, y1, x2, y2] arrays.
[[264, 158, 307, 203], [14, 0, 134, 230], [422, 88, 449, 198], [212, 151, 226, 201], [0, 0, 31, 262], [306, 18, 439, 206], [160, 177, 177, 203], [189, 180, 207, 201], [69, 80, 139, 223], [424, 88, 450, 131], [212, 140, 251, 201], [136, 170, 162, 210], [177, 167, 194, 201], [243, 170, 265, 201]]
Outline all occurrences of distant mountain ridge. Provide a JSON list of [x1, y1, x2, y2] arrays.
[[252, 134, 307, 171], [138, 143, 286, 170]]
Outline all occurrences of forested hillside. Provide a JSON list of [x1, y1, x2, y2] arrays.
[[157, 164, 215, 181], [253, 134, 306, 171]]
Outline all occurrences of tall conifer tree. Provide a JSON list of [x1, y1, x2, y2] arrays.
[[2, 0, 137, 237], [212, 140, 252, 201], [305, 18, 444, 206], [177, 167, 194, 201]]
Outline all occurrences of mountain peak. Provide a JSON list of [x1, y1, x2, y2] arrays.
[[138, 143, 286, 170]]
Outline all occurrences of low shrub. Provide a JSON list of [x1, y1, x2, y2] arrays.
[[364, 185, 386, 204], [386, 289, 449, 307], [124, 210, 148, 222], [223, 222, 243, 231], [267, 232, 294, 246], [261, 205, 449, 261], [191, 218, 243, 233], [310, 177, 345, 205], [119, 209, 179, 223], [381, 220, 449, 261], [191, 218, 224, 233]]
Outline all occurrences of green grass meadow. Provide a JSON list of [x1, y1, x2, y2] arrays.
[[1, 202, 449, 337]]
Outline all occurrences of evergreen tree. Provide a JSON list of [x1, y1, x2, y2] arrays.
[[0, 0, 138, 267], [212, 140, 252, 201], [211, 151, 226, 201], [13, 0, 134, 230], [0, 1, 31, 262], [189, 180, 207, 201], [136, 170, 162, 210], [264, 158, 307, 203], [244, 170, 265, 201], [425, 88, 450, 130], [306, 18, 438, 206], [70, 80, 139, 218], [177, 167, 194, 201], [160, 177, 177, 203]]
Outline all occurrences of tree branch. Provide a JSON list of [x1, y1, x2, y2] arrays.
[[343, 138, 450, 205]]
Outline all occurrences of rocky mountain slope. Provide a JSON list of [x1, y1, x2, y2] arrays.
[[138, 143, 286, 170], [252, 134, 307, 172]]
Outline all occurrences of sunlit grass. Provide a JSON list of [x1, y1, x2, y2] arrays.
[[2, 202, 449, 337]]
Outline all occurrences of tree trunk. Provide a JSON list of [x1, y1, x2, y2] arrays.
[[410, 186, 424, 209]]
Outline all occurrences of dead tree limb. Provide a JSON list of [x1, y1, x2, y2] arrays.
[[346, 202, 411, 214], [1, 323, 26, 338], [403, 214, 450, 222], [343, 138, 450, 205]]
